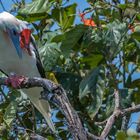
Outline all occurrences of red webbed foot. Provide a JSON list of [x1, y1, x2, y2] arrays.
[[5, 74, 26, 88]]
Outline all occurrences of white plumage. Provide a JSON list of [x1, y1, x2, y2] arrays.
[[0, 12, 55, 131]]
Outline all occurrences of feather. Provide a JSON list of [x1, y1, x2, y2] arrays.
[[7, 28, 22, 58], [0, 12, 55, 132]]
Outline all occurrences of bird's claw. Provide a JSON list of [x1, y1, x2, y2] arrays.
[[5, 74, 26, 88]]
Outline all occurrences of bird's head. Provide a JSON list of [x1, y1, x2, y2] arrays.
[[0, 12, 32, 57]]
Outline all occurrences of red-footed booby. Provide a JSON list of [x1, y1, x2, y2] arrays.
[[0, 12, 55, 131]]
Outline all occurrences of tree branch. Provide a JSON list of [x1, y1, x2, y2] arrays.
[[96, 90, 140, 140], [100, 90, 121, 139], [122, 104, 140, 114], [1, 77, 140, 140], [0, 77, 88, 140]]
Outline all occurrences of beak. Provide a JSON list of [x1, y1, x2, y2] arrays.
[[20, 29, 32, 55]]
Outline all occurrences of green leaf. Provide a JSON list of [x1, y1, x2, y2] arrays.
[[18, 0, 54, 21], [118, 4, 127, 10], [52, 3, 77, 30], [81, 54, 103, 68], [132, 32, 140, 41], [42, 31, 60, 43], [130, 79, 140, 88], [124, 8, 137, 18], [104, 20, 127, 58], [4, 101, 18, 126], [39, 42, 61, 71], [137, 14, 140, 21], [83, 20, 127, 59], [60, 25, 88, 57], [106, 93, 115, 117], [116, 131, 126, 140], [47, 136, 55, 140], [51, 34, 64, 43], [79, 66, 105, 119], [133, 91, 140, 104], [119, 88, 134, 108], [134, 25, 140, 32], [117, 129, 139, 140], [56, 72, 82, 93], [81, 28, 103, 50], [129, 79, 140, 104]]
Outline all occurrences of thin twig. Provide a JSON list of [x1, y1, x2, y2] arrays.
[[94, 119, 108, 126]]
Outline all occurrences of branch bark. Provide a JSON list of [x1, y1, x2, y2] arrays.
[[100, 90, 120, 139], [0, 77, 88, 140], [1, 77, 140, 140], [96, 90, 140, 140]]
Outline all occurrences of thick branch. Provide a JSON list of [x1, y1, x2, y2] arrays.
[[0, 77, 87, 140], [100, 90, 120, 139], [1, 77, 140, 140], [122, 105, 140, 114], [98, 90, 140, 140]]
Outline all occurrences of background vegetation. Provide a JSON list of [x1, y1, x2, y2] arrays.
[[0, 0, 140, 139]]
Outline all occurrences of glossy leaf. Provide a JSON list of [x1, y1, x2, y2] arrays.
[[129, 79, 140, 104], [132, 32, 140, 41], [60, 25, 88, 56], [82, 20, 127, 59], [105, 93, 115, 117], [52, 3, 77, 30], [104, 20, 127, 58], [39, 42, 61, 71], [79, 66, 105, 119], [3, 101, 18, 126], [56, 72, 82, 94], [81, 54, 103, 68], [116, 131, 126, 140], [119, 88, 134, 109], [18, 0, 54, 21]]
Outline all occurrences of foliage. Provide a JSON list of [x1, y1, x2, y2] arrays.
[[0, 0, 140, 139]]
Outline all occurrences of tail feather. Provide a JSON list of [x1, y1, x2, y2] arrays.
[[22, 87, 55, 132]]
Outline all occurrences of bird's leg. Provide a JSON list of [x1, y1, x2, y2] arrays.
[[5, 73, 26, 88]]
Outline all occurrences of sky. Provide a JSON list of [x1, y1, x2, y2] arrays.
[[0, 0, 140, 132], [0, 0, 91, 24]]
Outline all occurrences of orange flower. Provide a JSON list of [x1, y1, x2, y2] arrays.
[[79, 12, 96, 27]]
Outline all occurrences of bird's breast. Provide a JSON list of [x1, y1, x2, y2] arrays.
[[0, 30, 40, 77]]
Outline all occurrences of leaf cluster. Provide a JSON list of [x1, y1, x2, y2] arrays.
[[1, 0, 140, 139]]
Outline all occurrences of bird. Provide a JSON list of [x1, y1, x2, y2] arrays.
[[0, 12, 55, 131]]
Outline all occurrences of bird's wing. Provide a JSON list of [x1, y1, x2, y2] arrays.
[[30, 35, 46, 78]]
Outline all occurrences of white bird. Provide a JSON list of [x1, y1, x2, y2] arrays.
[[0, 12, 55, 131]]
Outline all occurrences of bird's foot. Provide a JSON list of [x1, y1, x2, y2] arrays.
[[5, 74, 26, 88]]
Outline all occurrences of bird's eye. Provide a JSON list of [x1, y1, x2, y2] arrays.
[[13, 30, 17, 36]]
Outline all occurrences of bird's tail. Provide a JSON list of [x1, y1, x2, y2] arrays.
[[22, 87, 55, 132]]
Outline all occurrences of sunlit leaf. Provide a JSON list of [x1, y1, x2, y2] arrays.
[[18, 0, 54, 21], [118, 4, 127, 10], [4, 101, 18, 126], [39, 42, 61, 71], [52, 3, 77, 30], [132, 32, 140, 41], [116, 131, 126, 140]]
